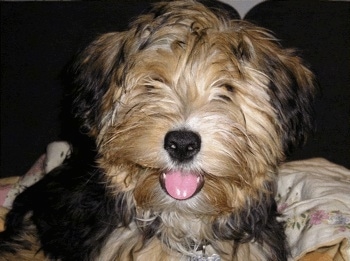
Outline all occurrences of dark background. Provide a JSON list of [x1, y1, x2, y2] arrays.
[[1, 1, 349, 178]]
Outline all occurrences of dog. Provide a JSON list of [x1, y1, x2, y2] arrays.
[[0, 1, 316, 260]]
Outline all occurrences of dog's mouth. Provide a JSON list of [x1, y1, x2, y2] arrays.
[[160, 171, 204, 200]]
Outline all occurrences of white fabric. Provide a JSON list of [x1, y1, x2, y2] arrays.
[[277, 158, 350, 260], [3, 141, 71, 209]]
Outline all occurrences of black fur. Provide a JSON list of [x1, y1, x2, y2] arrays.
[[0, 154, 135, 261], [212, 183, 289, 261], [264, 52, 316, 155], [69, 34, 128, 135]]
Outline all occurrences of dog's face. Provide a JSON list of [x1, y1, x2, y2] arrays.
[[72, 0, 314, 232]]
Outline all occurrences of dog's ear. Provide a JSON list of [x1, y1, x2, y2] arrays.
[[263, 49, 316, 155], [69, 32, 128, 137], [234, 25, 316, 155]]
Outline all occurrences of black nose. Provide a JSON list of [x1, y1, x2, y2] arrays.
[[164, 130, 201, 162]]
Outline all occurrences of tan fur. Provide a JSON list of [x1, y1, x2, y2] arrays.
[[0, 212, 44, 261], [0, 248, 45, 261]]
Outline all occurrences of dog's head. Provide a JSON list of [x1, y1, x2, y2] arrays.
[[71, 0, 315, 216]]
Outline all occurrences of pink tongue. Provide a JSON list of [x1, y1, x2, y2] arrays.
[[164, 171, 199, 200]]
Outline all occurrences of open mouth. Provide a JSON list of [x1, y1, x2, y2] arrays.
[[160, 171, 204, 200]]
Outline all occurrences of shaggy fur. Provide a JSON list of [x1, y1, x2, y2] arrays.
[[0, 1, 315, 260]]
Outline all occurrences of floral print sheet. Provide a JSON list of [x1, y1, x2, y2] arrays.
[[277, 158, 350, 260]]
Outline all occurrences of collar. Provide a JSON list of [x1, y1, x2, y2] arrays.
[[190, 243, 221, 261]]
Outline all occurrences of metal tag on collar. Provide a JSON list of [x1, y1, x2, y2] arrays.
[[190, 245, 221, 261]]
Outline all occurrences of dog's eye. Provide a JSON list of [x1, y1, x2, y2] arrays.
[[145, 84, 156, 91], [222, 84, 235, 93], [213, 84, 235, 102], [152, 77, 164, 83]]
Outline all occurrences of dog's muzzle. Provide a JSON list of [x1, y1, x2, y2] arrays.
[[161, 130, 204, 200]]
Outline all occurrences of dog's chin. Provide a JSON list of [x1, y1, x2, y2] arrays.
[[159, 170, 204, 200]]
